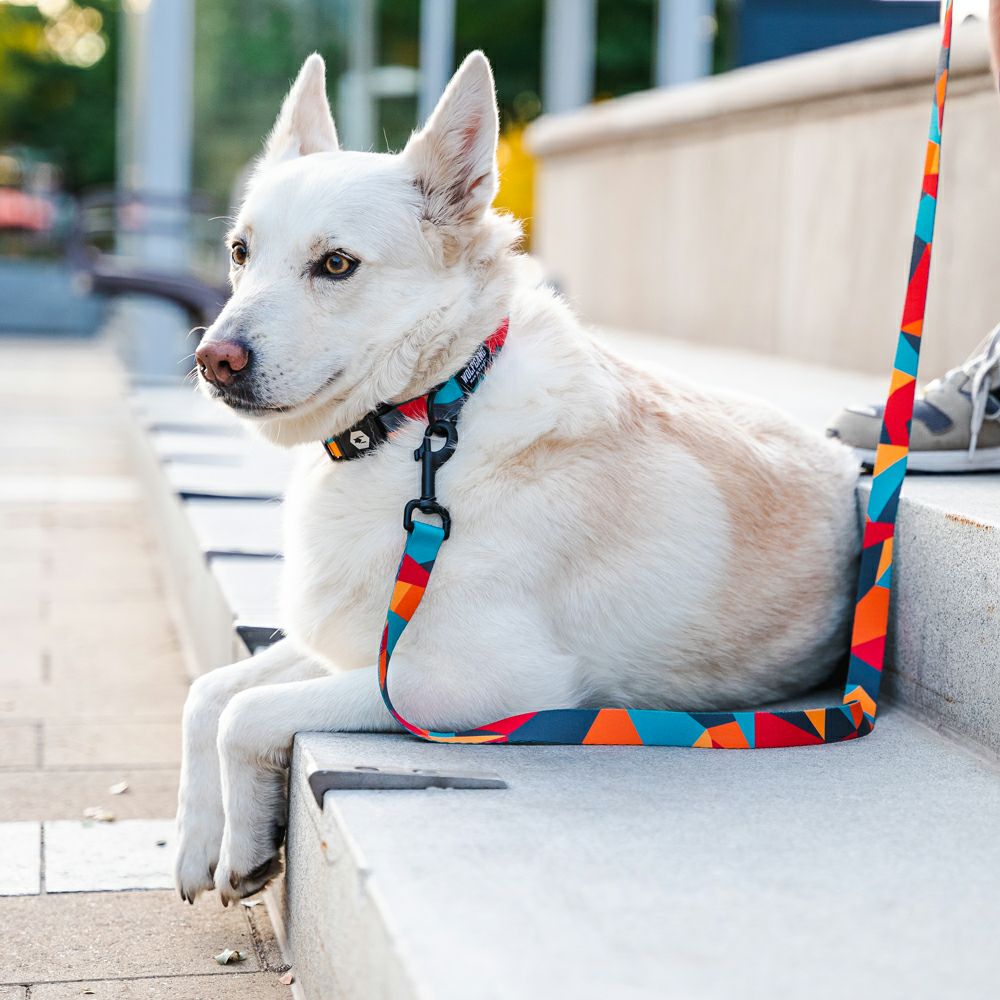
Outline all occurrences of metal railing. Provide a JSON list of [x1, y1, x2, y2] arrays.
[[68, 188, 229, 327]]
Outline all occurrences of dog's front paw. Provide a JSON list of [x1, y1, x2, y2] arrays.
[[214, 827, 285, 906], [174, 807, 224, 904]]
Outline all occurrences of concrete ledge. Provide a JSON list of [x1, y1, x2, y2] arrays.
[[283, 740, 424, 1000], [128, 406, 246, 676], [868, 476, 1000, 756], [287, 723, 1000, 999], [527, 22, 1000, 378], [529, 22, 989, 157], [127, 386, 284, 675]]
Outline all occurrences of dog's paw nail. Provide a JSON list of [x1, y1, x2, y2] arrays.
[[216, 853, 282, 904]]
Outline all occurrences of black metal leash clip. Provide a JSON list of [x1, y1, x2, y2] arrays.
[[404, 417, 458, 539]]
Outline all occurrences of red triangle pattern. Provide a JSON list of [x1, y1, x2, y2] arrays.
[[481, 711, 537, 736], [863, 521, 895, 548], [851, 635, 886, 670], [902, 244, 931, 328], [755, 713, 826, 749], [882, 380, 916, 447], [397, 555, 430, 587], [397, 397, 428, 422], [485, 319, 509, 351]]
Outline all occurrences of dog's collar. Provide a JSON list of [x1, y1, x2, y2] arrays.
[[322, 318, 509, 462]]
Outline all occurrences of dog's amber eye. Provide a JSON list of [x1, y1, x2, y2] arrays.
[[322, 252, 356, 277], [231, 242, 248, 267]]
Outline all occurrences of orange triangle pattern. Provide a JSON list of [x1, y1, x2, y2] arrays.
[[805, 709, 826, 740], [874, 444, 908, 476], [851, 586, 890, 647], [924, 141, 940, 176], [877, 538, 894, 581], [390, 581, 424, 621], [707, 721, 750, 749], [844, 685, 877, 718], [889, 369, 915, 396], [583, 709, 642, 745]]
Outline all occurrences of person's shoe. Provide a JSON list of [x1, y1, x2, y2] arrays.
[[827, 324, 1000, 472]]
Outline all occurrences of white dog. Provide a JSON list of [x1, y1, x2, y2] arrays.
[[175, 51, 860, 904]]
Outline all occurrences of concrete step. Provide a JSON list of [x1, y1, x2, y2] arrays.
[[127, 390, 282, 675], [284, 720, 1000, 1000], [211, 554, 284, 651], [873, 476, 1000, 755], [163, 458, 290, 500], [184, 497, 284, 557]]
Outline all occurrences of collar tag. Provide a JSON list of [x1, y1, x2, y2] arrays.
[[324, 409, 389, 461]]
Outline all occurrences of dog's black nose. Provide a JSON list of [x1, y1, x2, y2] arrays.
[[196, 339, 251, 387]]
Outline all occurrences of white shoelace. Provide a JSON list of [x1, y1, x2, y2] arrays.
[[924, 323, 1000, 454]]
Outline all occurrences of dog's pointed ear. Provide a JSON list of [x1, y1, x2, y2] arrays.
[[260, 54, 339, 167], [403, 51, 499, 226]]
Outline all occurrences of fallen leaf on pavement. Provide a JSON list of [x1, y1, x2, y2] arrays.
[[214, 948, 245, 965]]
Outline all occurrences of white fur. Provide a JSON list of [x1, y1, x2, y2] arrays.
[[176, 52, 861, 905]]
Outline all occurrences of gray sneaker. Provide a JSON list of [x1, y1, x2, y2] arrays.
[[827, 324, 1000, 472]]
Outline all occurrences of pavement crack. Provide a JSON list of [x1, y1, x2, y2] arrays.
[[38, 822, 45, 895], [245, 903, 269, 970]]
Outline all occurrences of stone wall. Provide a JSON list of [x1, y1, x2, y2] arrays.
[[527, 22, 1000, 377]]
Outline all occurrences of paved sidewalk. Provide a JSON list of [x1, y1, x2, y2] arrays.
[[0, 338, 291, 997]]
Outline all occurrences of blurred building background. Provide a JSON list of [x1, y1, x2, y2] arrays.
[[0, 0, 991, 372]]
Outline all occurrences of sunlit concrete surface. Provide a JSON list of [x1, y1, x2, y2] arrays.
[[0, 337, 292, 997]]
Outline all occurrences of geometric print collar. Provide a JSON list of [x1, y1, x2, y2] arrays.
[[322, 318, 509, 463]]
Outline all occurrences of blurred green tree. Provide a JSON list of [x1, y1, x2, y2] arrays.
[[0, 0, 729, 201], [455, 0, 544, 129], [192, 0, 696, 205], [596, 0, 655, 100], [0, 0, 117, 192], [193, 0, 339, 209]]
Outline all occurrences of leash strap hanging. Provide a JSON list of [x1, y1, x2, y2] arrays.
[[378, 1, 953, 748]]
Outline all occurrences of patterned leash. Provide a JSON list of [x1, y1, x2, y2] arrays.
[[378, 1, 953, 748]]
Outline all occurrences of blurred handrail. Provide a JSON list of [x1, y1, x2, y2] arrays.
[[69, 187, 229, 327]]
